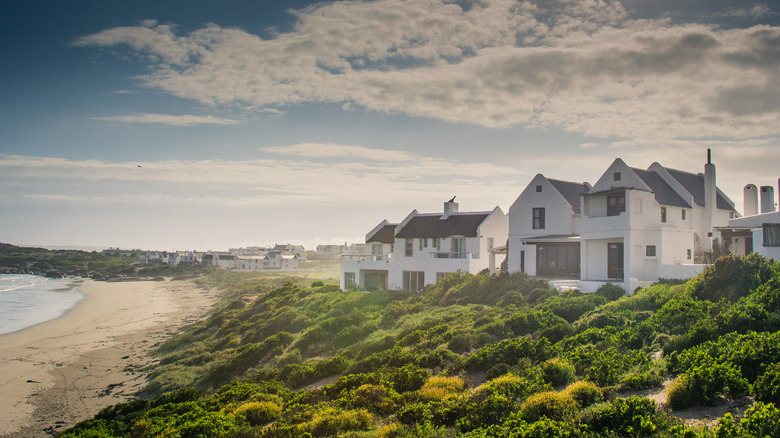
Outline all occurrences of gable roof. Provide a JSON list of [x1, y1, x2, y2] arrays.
[[548, 179, 589, 214], [632, 168, 692, 208], [396, 213, 490, 239], [367, 223, 397, 244], [664, 167, 736, 211]]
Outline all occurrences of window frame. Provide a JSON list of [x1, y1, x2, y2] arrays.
[[607, 193, 626, 217], [764, 223, 780, 247], [660, 206, 667, 223], [405, 239, 413, 257], [533, 207, 546, 229], [646, 245, 657, 257]]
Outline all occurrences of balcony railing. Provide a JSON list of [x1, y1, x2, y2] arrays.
[[341, 254, 391, 262], [431, 252, 470, 259]]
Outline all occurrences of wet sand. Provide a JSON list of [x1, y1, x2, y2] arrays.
[[0, 279, 218, 437]]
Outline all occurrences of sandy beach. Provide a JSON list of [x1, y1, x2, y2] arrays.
[[0, 278, 218, 438]]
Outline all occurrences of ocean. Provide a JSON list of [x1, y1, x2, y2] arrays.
[[0, 274, 83, 335]]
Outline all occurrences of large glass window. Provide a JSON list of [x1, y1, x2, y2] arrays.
[[607, 193, 626, 216], [403, 271, 425, 292], [451, 237, 466, 257], [344, 272, 356, 289], [533, 207, 546, 229], [765, 224, 780, 247]]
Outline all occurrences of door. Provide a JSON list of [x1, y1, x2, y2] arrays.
[[608, 243, 624, 279]]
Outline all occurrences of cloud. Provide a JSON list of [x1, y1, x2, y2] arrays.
[[263, 143, 417, 161], [717, 4, 774, 20], [90, 113, 241, 126], [74, 0, 780, 141], [0, 150, 520, 210]]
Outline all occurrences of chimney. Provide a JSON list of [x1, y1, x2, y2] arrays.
[[703, 149, 717, 250], [761, 186, 776, 213], [744, 184, 758, 216], [441, 198, 459, 219]]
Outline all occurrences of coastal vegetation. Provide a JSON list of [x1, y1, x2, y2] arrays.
[[49, 252, 780, 436]]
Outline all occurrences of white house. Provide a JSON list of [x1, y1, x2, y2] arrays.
[[233, 250, 299, 272], [316, 244, 346, 258], [507, 174, 591, 278], [719, 180, 780, 261], [578, 152, 738, 292], [340, 199, 508, 291]]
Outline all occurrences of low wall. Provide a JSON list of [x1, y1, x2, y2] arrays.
[[658, 263, 707, 280]]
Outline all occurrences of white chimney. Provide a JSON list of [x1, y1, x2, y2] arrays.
[[744, 184, 758, 216], [703, 149, 717, 249], [761, 186, 776, 213], [441, 198, 459, 219]]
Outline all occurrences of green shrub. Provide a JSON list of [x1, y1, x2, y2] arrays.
[[584, 396, 662, 436], [596, 283, 626, 301], [447, 333, 471, 354], [562, 381, 602, 408], [234, 401, 281, 426], [299, 407, 372, 437], [667, 362, 750, 410], [687, 253, 780, 302], [754, 363, 780, 405], [519, 391, 576, 422], [541, 359, 576, 387]]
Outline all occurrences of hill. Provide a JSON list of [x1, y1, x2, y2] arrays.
[[60, 254, 780, 437]]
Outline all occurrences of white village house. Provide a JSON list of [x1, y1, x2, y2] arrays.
[[719, 181, 780, 261], [340, 199, 508, 291], [508, 151, 739, 292]]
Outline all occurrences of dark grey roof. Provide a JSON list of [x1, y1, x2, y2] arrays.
[[367, 224, 397, 244], [548, 179, 589, 214], [665, 167, 736, 211], [632, 168, 692, 208], [396, 213, 490, 239]]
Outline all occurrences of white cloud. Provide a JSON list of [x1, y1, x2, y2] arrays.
[[263, 143, 417, 161], [90, 113, 240, 126], [73, 0, 780, 142]]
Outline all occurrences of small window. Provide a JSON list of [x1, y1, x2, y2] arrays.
[[533, 207, 546, 229], [487, 237, 494, 249], [536, 185, 542, 192], [646, 245, 656, 257], [436, 272, 448, 281], [687, 249, 692, 259], [405, 239, 413, 257], [682, 210, 687, 220], [613, 172, 621, 181], [764, 224, 780, 247], [660, 207, 667, 223], [424, 239, 428, 248], [419, 238, 423, 250], [432, 238, 440, 250]]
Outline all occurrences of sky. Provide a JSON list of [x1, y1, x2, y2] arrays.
[[1, 0, 779, 252]]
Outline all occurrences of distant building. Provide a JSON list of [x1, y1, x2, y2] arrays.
[[316, 244, 346, 258], [340, 199, 508, 291]]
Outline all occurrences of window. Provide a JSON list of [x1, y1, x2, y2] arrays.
[[371, 243, 383, 255], [487, 237, 494, 249], [536, 185, 542, 192], [403, 271, 425, 292], [533, 207, 546, 229], [646, 245, 656, 257], [436, 272, 448, 281], [607, 193, 626, 216], [660, 207, 667, 223], [451, 237, 466, 255], [344, 272, 356, 289], [405, 239, 413, 257], [764, 224, 780, 247], [687, 249, 692, 259], [682, 210, 687, 220], [432, 238, 440, 250], [424, 238, 428, 248], [419, 238, 424, 250], [613, 172, 621, 181]]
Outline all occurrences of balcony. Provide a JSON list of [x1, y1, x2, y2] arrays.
[[580, 212, 629, 234], [341, 254, 393, 270]]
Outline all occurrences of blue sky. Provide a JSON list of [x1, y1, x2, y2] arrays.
[[1, 0, 779, 251]]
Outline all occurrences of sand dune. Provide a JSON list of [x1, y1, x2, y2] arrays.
[[0, 279, 218, 438]]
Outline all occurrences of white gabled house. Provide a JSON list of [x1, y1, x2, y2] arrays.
[[507, 174, 591, 279], [719, 180, 780, 262], [340, 199, 508, 291], [578, 152, 738, 292]]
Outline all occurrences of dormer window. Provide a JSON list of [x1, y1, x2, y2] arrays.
[[613, 172, 621, 181]]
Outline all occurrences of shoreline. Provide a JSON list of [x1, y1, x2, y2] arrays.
[[0, 278, 218, 438]]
